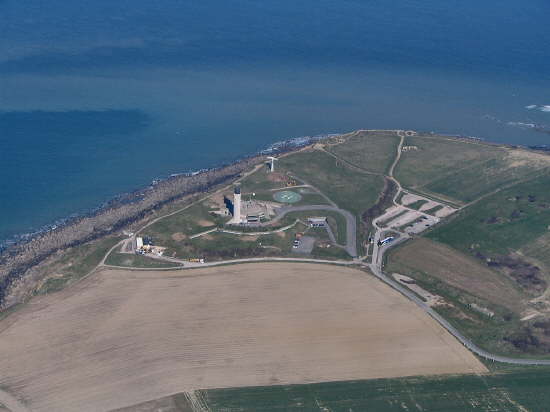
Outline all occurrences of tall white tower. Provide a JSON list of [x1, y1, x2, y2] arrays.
[[232, 185, 242, 224]]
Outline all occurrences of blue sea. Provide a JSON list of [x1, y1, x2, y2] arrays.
[[1, 0, 549, 244]]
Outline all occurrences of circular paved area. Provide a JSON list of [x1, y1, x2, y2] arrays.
[[273, 190, 302, 203]]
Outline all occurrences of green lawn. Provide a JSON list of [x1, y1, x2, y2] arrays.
[[195, 369, 550, 411], [238, 165, 287, 192], [278, 150, 385, 216], [326, 130, 400, 174], [311, 244, 351, 260], [428, 173, 550, 256], [140, 201, 230, 256], [394, 135, 550, 204]]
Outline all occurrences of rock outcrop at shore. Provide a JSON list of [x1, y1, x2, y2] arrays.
[[0, 155, 263, 309]]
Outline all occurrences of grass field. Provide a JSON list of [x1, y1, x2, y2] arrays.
[[143, 202, 226, 241], [105, 250, 179, 268], [326, 130, 400, 174], [277, 149, 385, 216], [238, 165, 286, 192], [182, 219, 351, 261], [429, 173, 550, 257], [187, 226, 305, 260], [386, 238, 524, 312], [239, 166, 331, 206], [385, 238, 550, 356], [394, 135, 550, 204], [194, 369, 550, 412], [522, 232, 550, 273], [184, 217, 348, 261]]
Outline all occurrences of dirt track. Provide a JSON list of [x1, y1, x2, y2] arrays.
[[0, 263, 486, 411]]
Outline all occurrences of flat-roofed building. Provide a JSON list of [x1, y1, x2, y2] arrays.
[[307, 217, 327, 227]]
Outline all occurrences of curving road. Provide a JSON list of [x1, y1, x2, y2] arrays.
[[101, 130, 550, 365], [273, 205, 357, 257], [368, 130, 550, 366], [106, 255, 357, 270], [368, 261, 550, 365]]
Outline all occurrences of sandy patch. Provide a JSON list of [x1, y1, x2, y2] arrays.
[[197, 219, 214, 227], [242, 235, 259, 242], [506, 149, 550, 168], [0, 263, 486, 412], [171, 232, 187, 242]]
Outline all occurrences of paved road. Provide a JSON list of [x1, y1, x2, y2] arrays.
[[274, 205, 357, 257], [101, 132, 550, 365], [368, 261, 550, 365], [106, 255, 357, 270], [369, 130, 550, 366]]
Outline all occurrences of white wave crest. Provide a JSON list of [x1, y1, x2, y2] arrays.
[[540, 105, 550, 112], [526, 104, 537, 110]]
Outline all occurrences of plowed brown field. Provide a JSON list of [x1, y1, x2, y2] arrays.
[[0, 263, 486, 411]]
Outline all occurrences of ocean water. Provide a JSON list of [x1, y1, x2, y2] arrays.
[[1, 0, 549, 244]]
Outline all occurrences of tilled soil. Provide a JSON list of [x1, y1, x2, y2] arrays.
[[0, 263, 486, 412]]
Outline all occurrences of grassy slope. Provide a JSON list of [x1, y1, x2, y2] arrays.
[[105, 251, 178, 268], [195, 369, 550, 412], [143, 202, 225, 240], [395, 135, 550, 204], [238, 166, 285, 192], [278, 149, 384, 216], [522, 232, 550, 273], [428, 173, 550, 256], [386, 238, 523, 311], [37, 236, 123, 294], [385, 239, 533, 355], [326, 130, 400, 174], [185, 221, 352, 261], [141, 202, 228, 258]]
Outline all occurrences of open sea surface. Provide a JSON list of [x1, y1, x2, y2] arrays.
[[1, 0, 549, 244]]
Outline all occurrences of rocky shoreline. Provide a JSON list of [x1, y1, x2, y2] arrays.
[[0, 133, 336, 309]]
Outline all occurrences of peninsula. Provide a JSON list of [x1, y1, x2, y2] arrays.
[[2, 130, 550, 411]]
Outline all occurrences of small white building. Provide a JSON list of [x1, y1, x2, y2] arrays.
[[308, 217, 327, 227]]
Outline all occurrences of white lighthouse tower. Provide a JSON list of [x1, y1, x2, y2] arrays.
[[231, 185, 242, 224]]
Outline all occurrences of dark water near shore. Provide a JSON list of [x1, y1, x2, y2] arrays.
[[1, 0, 550, 244]]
